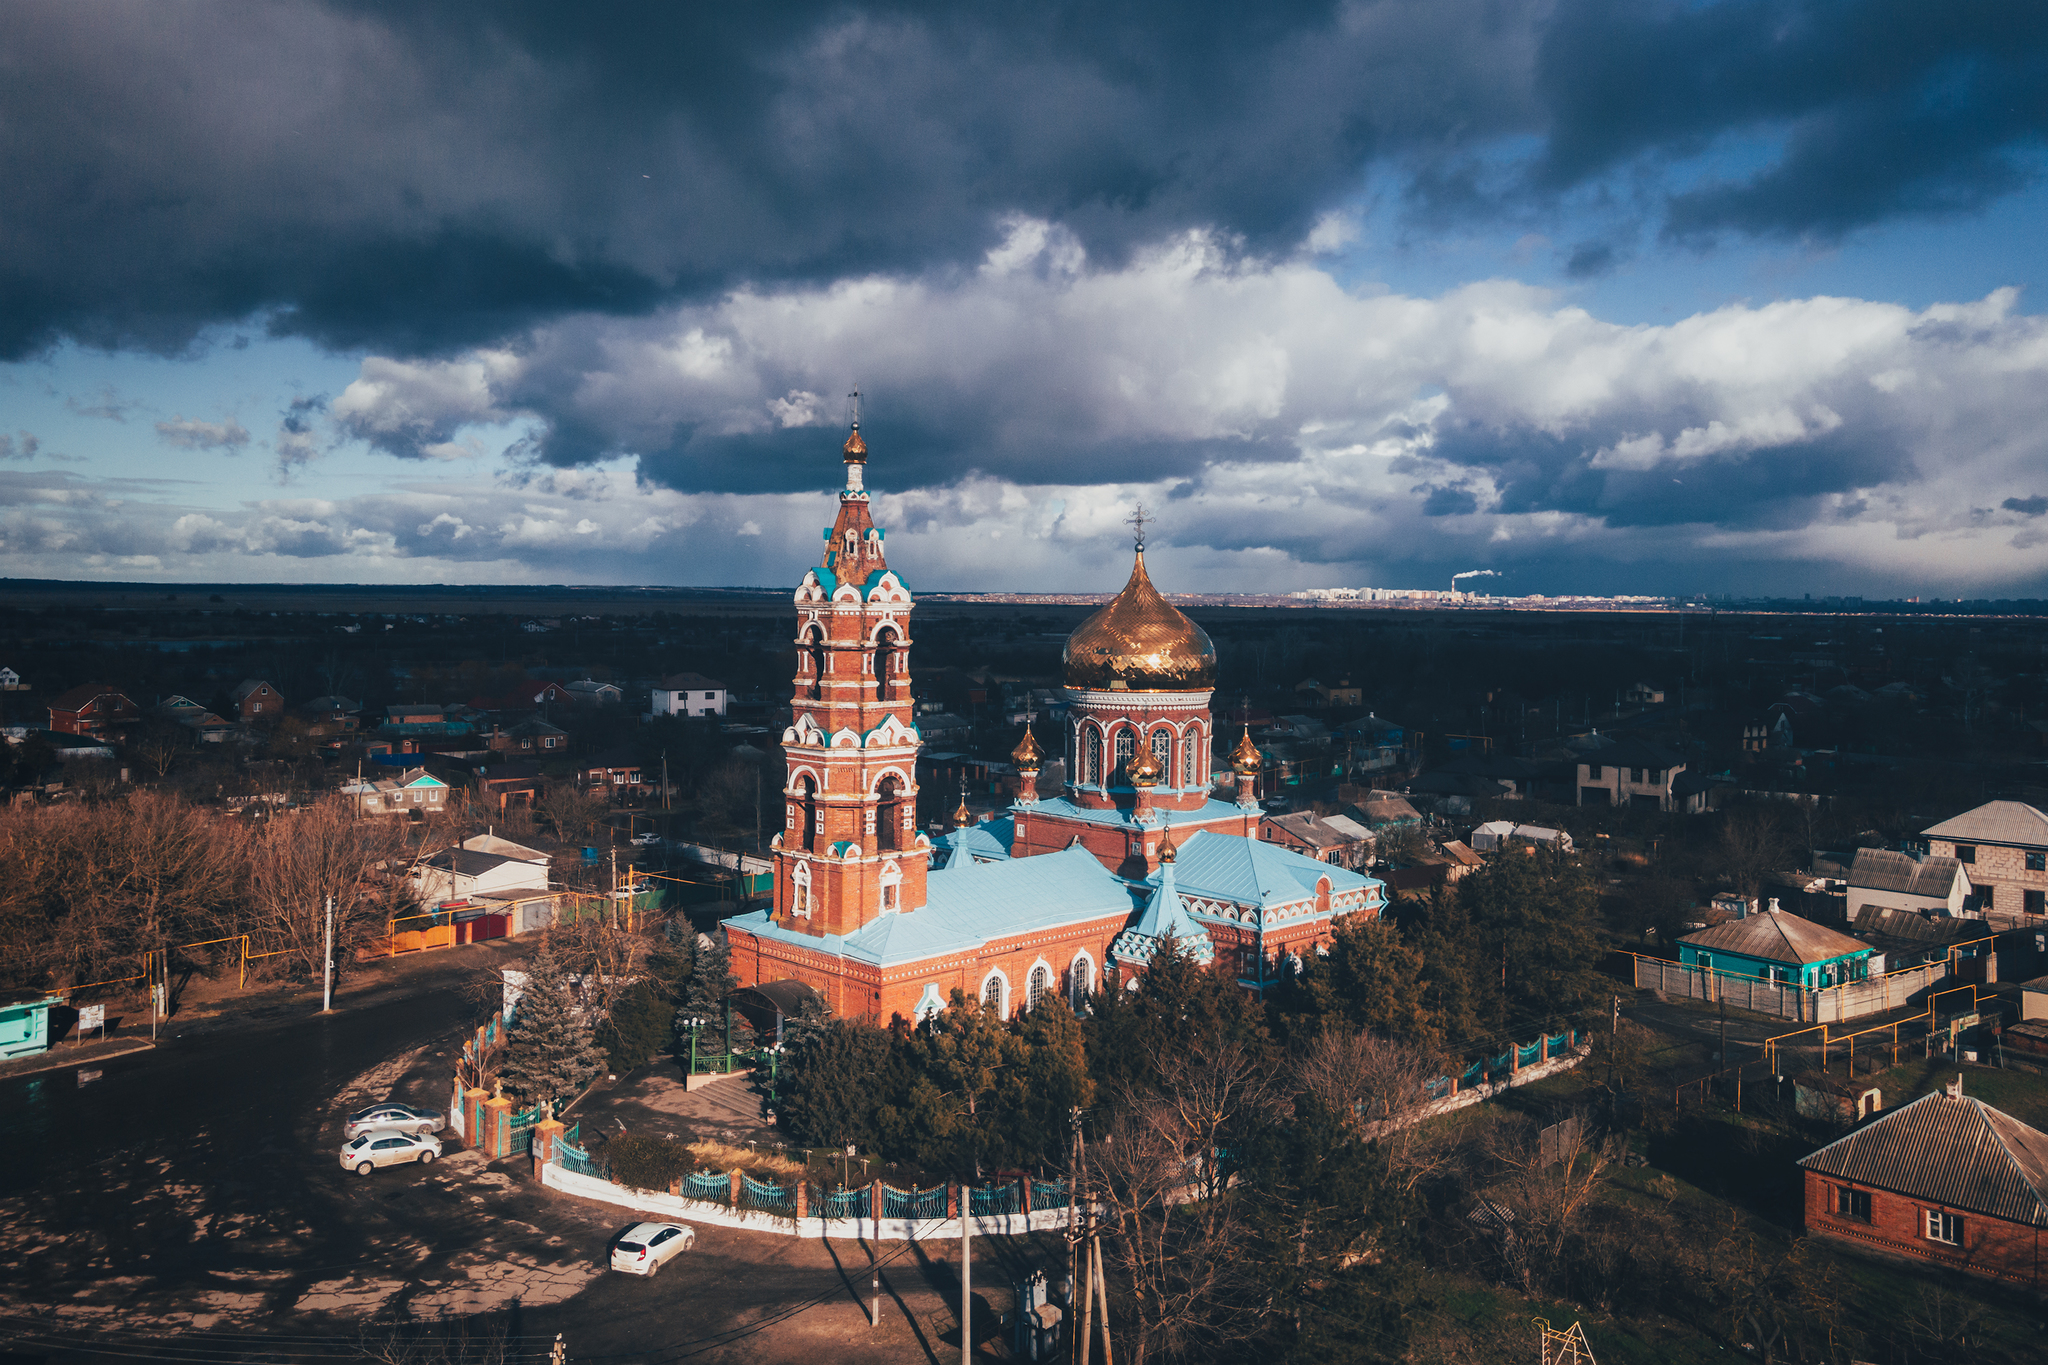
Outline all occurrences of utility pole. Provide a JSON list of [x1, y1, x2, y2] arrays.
[[322, 895, 335, 1013], [1612, 995, 1620, 1034], [961, 1189, 972, 1364]]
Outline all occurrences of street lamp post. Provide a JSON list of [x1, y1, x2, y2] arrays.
[[684, 1016, 705, 1074]]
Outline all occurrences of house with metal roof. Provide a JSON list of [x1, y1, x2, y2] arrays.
[[1677, 908, 1875, 989], [1923, 800, 2048, 921], [1800, 1078, 2048, 1288], [1848, 847, 1972, 917]]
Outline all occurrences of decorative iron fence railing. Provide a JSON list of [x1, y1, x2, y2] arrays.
[[811, 1185, 869, 1219], [680, 1171, 732, 1204], [740, 1175, 794, 1213], [883, 1184, 948, 1220]]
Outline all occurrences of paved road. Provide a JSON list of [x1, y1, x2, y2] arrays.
[[0, 950, 1023, 1364]]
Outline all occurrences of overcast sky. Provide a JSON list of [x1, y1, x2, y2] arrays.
[[4, 1, 2047, 597]]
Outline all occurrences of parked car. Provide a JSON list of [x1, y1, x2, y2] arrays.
[[631, 832, 662, 846], [341, 1130, 442, 1175], [345, 1103, 445, 1139], [610, 1222, 696, 1276]]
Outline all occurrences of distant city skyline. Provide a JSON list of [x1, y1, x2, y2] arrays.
[[3, 4, 2046, 599]]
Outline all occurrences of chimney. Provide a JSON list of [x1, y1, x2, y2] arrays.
[[1768, 897, 1781, 914]]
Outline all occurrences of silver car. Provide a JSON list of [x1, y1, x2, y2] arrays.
[[610, 1222, 695, 1276], [345, 1103, 445, 1140], [341, 1130, 442, 1175]]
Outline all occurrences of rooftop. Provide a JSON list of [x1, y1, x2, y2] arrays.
[[1799, 1084, 2048, 1227], [1923, 800, 2048, 848], [1678, 908, 1871, 965], [1848, 847, 1967, 898]]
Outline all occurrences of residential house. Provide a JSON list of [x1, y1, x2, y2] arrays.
[[1439, 839, 1485, 881], [477, 760, 544, 813], [301, 695, 362, 733], [0, 667, 21, 690], [1262, 811, 1372, 868], [1622, 682, 1666, 705], [1353, 790, 1423, 829], [48, 683, 140, 739], [153, 694, 233, 743], [579, 750, 645, 798], [564, 679, 623, 708], [414, 836, 553, 908], [1677, 908, 1875, 988], [345, 767, 449, 816], [229, 679, 283, 721], [1575, 741, 1688, 812], [384, 702, 475, 736], [1335, 713, 1410, 776], [1923, 801, 2048, 920], [1799, 1079, 2048, 1290], [1469, 820, 1575, 854], [1852, 904, 1981, 970], [487, 717, 570, 755], [1319, 678, 1362, 707], [651, 672, 729, 718], [1848, 848, 1972, 917]]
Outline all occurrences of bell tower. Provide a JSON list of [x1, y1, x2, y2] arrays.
[[772, 406, 929, 938]]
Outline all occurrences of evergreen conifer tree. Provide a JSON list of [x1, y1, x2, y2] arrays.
[[499, 948, 607, 1111], [672, 927, 753, 1059]]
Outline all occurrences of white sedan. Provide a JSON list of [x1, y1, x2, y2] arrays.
[[611, 1222, 695, 1275], [345, 1103, 445, 1140], [341, 1130, 442, 1175]]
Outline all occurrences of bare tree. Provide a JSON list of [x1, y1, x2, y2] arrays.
[[543, 916, 650, 1023], [1719, 805, 1793, 901], [1297, 1027, 1459, 1194], [541, 782, 610, 846], [1475, 1112, 1617, 1294], [244, 798, 414, 979]]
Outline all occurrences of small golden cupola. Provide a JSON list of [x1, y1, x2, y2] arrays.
[[1127, 747, 1162, 787], [1062, 508, 1216, 692], [1011, 725, 1044, 771], [1230, 725, 1263, 774]]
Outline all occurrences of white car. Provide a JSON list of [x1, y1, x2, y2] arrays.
[[341, 1130, 442, 1175], [631, 832, 662, 846], [345, 1103, 445, 1140], [611, 1222, 695, 1275]]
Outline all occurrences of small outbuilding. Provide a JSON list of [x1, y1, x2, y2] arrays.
[[1677, 907, 1875, 988], [0, 994, 62, 1061]]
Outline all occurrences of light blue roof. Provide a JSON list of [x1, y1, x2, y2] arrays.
[[1023, 795, 1253, 831], [931, 817, 1014, 868], [724, 844, 1138, 969], [1114, 859, 1215, 965], [1169, 828, 1378, 911]]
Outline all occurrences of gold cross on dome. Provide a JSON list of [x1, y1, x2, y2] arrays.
[[1126, 503, 1152, 549]]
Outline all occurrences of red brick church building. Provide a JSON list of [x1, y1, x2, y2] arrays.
[[723, 420, 1384, 1025]]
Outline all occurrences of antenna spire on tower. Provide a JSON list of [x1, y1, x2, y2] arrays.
[[848, 386, 862, 429]]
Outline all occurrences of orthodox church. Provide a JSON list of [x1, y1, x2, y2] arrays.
[[722, 421, 1385, 1024]]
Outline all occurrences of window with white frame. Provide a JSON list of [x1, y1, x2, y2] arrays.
[[1925, 1209, 1963, 1245], [1069, 955, 1093, 1009], [981, 974, 1004, 1016], [791, 862, 812, 918], [1028, 965, 1050, 1012]]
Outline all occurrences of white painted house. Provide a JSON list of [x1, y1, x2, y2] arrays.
[[651, 672, 728, 718]]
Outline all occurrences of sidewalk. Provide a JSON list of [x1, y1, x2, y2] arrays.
[[0, 1035, 155, 1082]]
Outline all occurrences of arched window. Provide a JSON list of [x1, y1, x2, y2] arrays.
[[981, 973, 1004, 1017], [1068, 955, 1094, 1010], [1114, 728, 1135, 782], [805, 626, 826, 701], [1184, 728, 1201, 789], [797, 775, 817, 852], [880, 860, 902, 913], [875, 627, 898, 701], [1152, 729, 1172, 786], [1028, 964, 1050, 1012], [876, 775, 901, 852], [1086, 728, 1103, 787], [845, 530, 858, 559], [790, 861, 812, 919]]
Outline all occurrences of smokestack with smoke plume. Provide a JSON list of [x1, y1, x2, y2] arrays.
[[1451, 569, 1500, 593]]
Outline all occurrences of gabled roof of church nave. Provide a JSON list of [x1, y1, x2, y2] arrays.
[[1168, 829, 1379, 913], [931, 816, 1014, 868], [726, 843, 1137, 969], [1025, 794, 1252, 829]]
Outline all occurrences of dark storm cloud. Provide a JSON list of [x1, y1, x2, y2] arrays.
[[1533, 0, 2048, 241], [7, 1, 2038, 367], [2005, 496, 2048, 517]]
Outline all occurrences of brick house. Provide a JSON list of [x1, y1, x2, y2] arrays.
[[48, 682, 139, 738], [229, 679, 283, 721], [487, 717, 570, 755], [1800, 1078, 2048, 1290], [1923, 801, 2048, 920]]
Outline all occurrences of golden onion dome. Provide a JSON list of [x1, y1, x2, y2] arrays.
[[1229, 726, 1262, 775], [1011, 726, 1044, 770], [951, 794, 973, 829], [842, 424, 867, 462], [1128, 748, 1162, 786], [1062, 549, 1216, 691], [1158, 827, 1179, 862]]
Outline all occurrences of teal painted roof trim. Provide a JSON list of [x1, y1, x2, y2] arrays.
[[1169, 829, 1378, 913]]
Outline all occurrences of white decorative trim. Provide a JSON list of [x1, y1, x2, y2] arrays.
[[1024, 957, 1055, 1011], [831, 726, 862, 748], [1064, 688, 1213, 710], [913, 983, 946, 1020], [1067, 950, 1096, 1005]]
